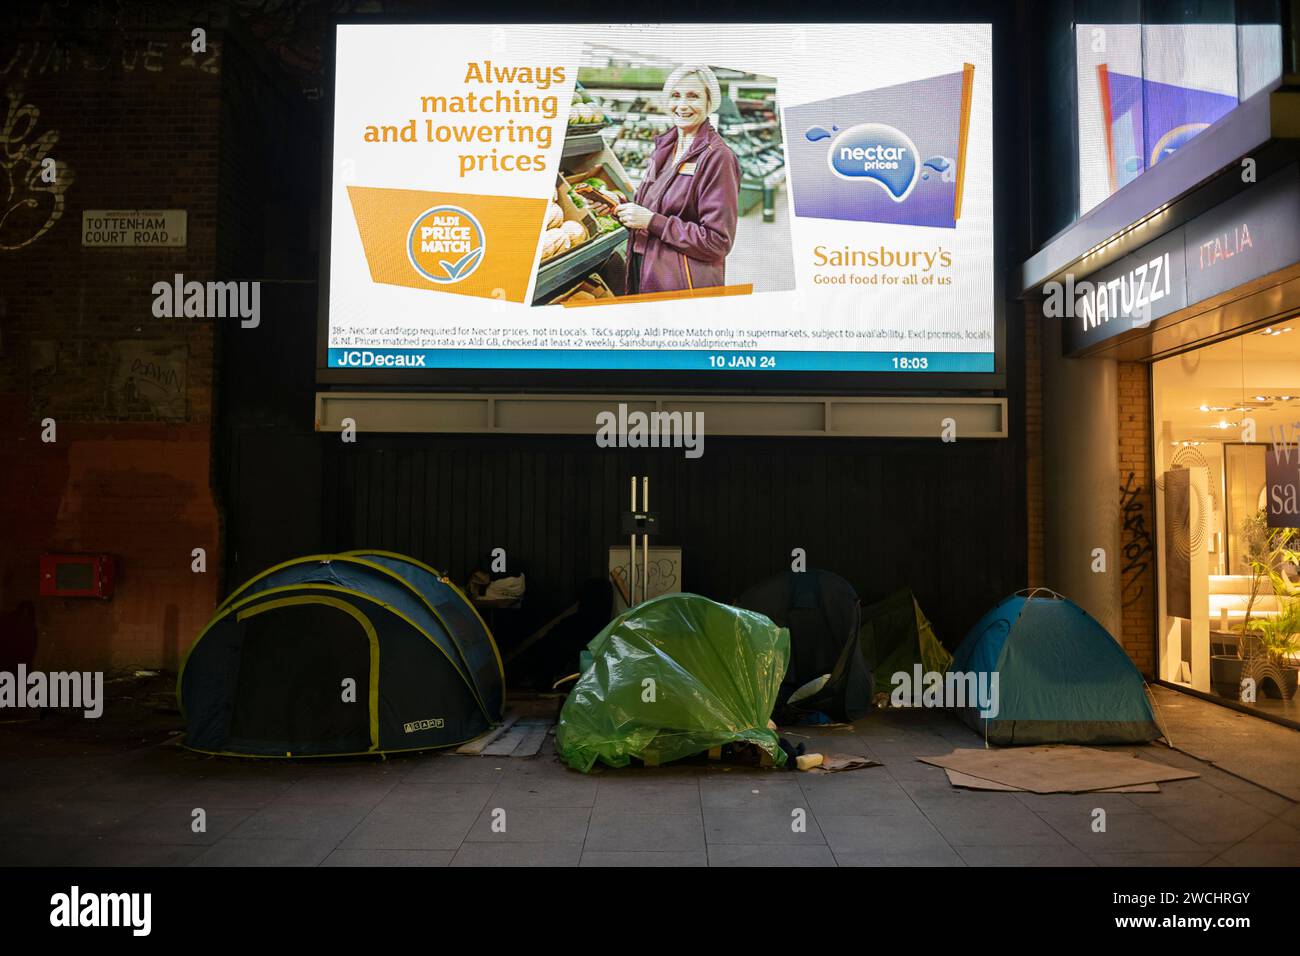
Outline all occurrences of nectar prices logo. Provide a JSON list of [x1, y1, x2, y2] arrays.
[[788, 67, 973, 229], [407, 205, 484, 284], [824, 123, 921, 202]]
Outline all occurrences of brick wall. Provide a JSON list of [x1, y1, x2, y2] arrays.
[[0, 20, 226, 670], [1117, 360, 1156, 677], [0, 6, 320, 671], [1024, 300, 1044, 588]]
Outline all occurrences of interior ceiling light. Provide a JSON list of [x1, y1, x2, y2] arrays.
[[1255, 395, 1270, 401], [1259, 327, 1294, 336], [1199, 404, 1232, 412]]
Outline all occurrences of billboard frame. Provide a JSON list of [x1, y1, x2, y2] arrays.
[[315, 12, 1011, 394]]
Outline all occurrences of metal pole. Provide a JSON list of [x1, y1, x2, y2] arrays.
[[641, 475, 649, 604], [629, 476, 638, 607]]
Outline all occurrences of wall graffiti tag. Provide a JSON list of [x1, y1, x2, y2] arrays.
[[1120, 471, 1154, 607], [110, 342, 188, 421], [0, 38, 221, 79], [0, 84, 74, 250]]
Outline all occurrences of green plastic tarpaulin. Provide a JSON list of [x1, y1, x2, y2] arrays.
[[556, 593, 790, 773]]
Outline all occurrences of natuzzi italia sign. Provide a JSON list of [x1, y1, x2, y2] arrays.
[[1060, 166, 1300, 355]]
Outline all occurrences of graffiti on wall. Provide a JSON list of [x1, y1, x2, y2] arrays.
[[0, 85, 74, 250], [0, 37, 221, 79], [109, 342, 188, 421], [1120, 470, 1154, 608]]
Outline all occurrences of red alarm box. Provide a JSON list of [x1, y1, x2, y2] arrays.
[[39, 553, 117, 599]]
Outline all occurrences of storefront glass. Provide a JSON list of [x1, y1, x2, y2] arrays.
[[1152, 325, 1300, 718]]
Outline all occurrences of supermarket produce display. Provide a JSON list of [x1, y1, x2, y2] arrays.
[[531, 95, 636, 303], [723, 91, 785, 221]]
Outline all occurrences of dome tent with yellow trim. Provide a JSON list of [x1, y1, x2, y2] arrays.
[[178, 552, 504, 757]]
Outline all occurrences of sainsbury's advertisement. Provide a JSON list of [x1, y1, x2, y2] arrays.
[[325, 23, 995, 373]]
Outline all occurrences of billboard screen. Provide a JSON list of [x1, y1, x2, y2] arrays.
[[1075, 23, 1281, 216], [323, 23, 995, 376]]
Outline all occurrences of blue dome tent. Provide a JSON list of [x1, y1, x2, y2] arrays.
[[949, 589, 1162, 745]]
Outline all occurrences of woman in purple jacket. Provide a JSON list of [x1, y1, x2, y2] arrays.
[[615, 65, 740, 295]]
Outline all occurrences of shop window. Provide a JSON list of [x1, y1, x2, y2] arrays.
[[1152, 326, 1300, 715]]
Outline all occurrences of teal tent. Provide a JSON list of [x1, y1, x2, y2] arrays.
[[949, 589, 1161, 745], [179, 552, 503, 757], [556, 593, 789, 773]]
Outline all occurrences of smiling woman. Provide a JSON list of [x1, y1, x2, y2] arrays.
[[619, 63, 740, 296]]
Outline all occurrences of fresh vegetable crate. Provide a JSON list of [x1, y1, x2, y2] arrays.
[[563, 145, 635, 200], [552, 273, 615, 304], [552, 172, 597, 250]]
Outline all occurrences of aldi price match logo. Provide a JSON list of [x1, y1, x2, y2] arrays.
[[347, 186, 544, 302], [407, 205, 485, 284]]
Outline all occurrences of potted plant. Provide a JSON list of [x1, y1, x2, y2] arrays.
[[1239, 513, 1299, 629], [1246, 598, 1300, 699], [1212, 513, 1300, 699], [1210, 648, 1246, 699]]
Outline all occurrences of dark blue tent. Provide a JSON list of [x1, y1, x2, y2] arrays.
[[949, 590, 1161, 745], [344, 549, 504, 719], [735, 569, 870, 722], [179, 553, 503, 757]]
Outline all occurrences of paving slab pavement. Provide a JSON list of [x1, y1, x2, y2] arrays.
[[2, 685, 1298, 867]]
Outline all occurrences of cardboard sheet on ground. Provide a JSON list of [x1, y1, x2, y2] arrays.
[[919, 745, 1197, 793], [805, 754, 883, 774], [943, 769, 1159, 793]]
